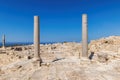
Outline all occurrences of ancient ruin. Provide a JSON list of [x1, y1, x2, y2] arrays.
[[0, 15, 120, 80], [2, 34, 5, 49], [82, 14, 88, 57], [34, 16, 42, 65]]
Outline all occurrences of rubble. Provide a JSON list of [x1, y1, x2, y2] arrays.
[[0, 36, 120, 80]]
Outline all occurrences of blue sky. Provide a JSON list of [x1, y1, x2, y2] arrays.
[[0, 0, 120, 43]]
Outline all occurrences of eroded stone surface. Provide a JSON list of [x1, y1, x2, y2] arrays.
[[0, 36, 120, 80]]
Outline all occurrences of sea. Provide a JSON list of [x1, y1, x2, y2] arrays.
[[0, 41, 85, 47], [0, 42, 55, 47]]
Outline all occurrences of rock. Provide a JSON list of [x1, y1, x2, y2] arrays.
[[14, 47, 22, 51], [28, 56, 33, 59], [11, 47, 14, 50], [0, 36, 120, 80], [97, 52, 109, 62]]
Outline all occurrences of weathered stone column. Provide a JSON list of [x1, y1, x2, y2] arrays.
[[2, 34, 5, 49], [82, 14, 88, 57], [34, 16, 40, 60]]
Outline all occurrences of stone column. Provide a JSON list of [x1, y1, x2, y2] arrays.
[[82, 14, 88, 57], [34, 16, 40, 60], [2, 34, 5, 49]]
